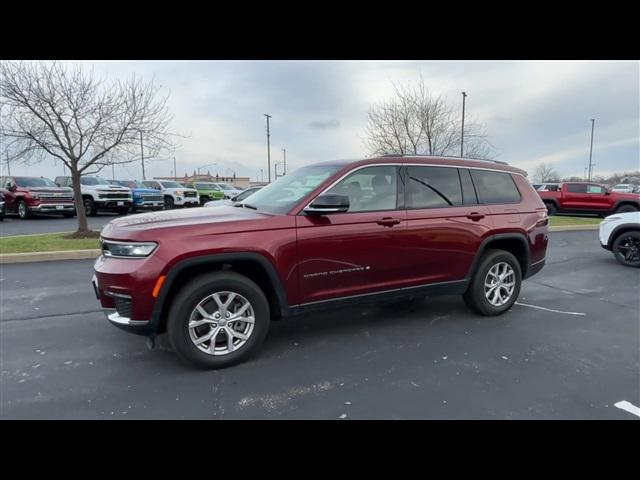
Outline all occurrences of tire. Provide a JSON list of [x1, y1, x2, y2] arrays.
[[615, 204, 638, 214], [167, 271, 270, 369], [612, 231, 640, 268], [17, 200, 31, 219], [115, 207, 129, 215], [200, 196, 210, 206], [545, 202, 557, 216], [463, 249, 522, 316], [164, 196, 175, 209], [83, 197, 97, 216]]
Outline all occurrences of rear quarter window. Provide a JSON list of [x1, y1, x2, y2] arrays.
[[470, 170, 521, 204]]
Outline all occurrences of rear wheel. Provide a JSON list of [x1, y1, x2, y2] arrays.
[[83, 197, 97, 216], [17, 200, 31, 219], [167, 272, 270, 369], [615, 204, 638, 214], [545, 202, 557, 216], [612, 231, 640, 267], [463, 249, 522, 316]]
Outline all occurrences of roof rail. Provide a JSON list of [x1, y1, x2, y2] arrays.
[[377, 153, 509, 165]]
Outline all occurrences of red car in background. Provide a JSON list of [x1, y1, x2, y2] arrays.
[[538, 182, 640, 216], [0, 175, 75, 219], [93, 155, 549, 369]]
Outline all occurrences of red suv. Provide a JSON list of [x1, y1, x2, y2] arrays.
[[93, 156, 549, 368]]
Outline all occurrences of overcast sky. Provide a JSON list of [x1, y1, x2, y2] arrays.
[[5, 60, 639, 182]]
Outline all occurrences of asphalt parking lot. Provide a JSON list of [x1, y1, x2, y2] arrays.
[[1, 230, 638, 419], [0, 212, 117, 237]]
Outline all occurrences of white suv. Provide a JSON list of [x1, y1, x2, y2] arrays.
[[55, 175, 132, 216], [142, 180, 199, 209], [599, 211, 640, 267]]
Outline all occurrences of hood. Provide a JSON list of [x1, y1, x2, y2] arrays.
[[94, 185, 130, 191], [101, 205, 277, 237], [132, 187, 161, 194], [22, 186, 73, 193], [164, 187, 198, 193]]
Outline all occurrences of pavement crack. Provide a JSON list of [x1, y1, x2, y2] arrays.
[[1, 309, 103, 323]]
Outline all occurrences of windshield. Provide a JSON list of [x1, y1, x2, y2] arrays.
[[81, 176, 111, 186], [14, 177, 57, 187], [195, 183, 216, 190], [240, 165, 342, 214], [217, 183, 236, 191], [160, 181, 182, 189]]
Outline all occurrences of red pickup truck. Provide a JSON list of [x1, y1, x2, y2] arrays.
[[538, 182, 640, 216]]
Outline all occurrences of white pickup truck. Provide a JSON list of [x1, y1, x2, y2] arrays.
[[55, 175, 132, 216], [141, 180, 200, 209]]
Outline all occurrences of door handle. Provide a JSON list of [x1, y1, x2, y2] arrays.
[[377, 217, 401, 227], [466, 212, 485, 221]]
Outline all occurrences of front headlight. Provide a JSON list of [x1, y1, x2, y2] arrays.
[[175, 190, 183, 196], [31, 192, 40, 199], [101, 239, 157, 258]]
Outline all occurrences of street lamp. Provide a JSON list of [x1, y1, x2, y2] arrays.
[[197, 163, 217, 175], [460, 91, 467, 158]]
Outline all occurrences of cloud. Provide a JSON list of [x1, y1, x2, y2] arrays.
[[308, 119, 341, 130]]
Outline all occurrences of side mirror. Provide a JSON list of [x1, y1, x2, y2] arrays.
[[605, 190, 611, 195], [7, 183, 16, 191], [304, 193, 350, 215]]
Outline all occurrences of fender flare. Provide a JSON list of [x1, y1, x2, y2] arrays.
[[607, 223, 640, 249], [612, 200, 640, 212], [149, 252, 290, 332], [464, 233, 531, 280]]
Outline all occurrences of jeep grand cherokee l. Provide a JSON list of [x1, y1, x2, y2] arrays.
[[93, 155, 549, 369]]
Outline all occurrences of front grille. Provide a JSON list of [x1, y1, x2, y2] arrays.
[[99, 192, 130, 199], [140, 194, 163, 202], [113, 296, 132, 319], [40, 196, 74, 203], [184, 191, 197, 197]]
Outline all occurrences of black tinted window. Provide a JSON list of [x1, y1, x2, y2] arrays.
[[459, 169, 478, 205], [470, 170, 521, 204], [406, 166, 462, 208], [567, 183, 587, 193]]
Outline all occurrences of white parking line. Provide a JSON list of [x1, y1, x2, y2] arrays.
[[514, 302, 586, 316], [614, 401, 640, 418]]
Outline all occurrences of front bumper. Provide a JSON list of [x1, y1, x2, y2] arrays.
[[96, 200, 132, 210], [134, 200, 164, 209], [31, 203, 75, 213], [173, 196, 199, 206]]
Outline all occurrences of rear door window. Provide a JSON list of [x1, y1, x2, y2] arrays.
[[470, 170, 521, 204], [406, 166, 463, 209]]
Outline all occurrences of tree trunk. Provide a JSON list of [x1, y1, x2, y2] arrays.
[[71, 169, 90, 234]]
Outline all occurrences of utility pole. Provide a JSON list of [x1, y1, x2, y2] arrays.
[[140, 131, 146, 180], [587, 118, 595, 182], [112, 163, 115, 179], [264, 114, 272, 183], [282, 148, 286, 175], [173, 157, 177, 181], [460, 91, 467, 157]]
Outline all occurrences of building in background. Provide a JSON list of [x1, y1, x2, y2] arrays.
[[155, 171, 251, 189]]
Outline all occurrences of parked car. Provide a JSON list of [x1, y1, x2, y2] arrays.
[[108, 180, 164, 212], [537, 182, 640, 216], [141, 180, 199, 209], [93, 155, 549, 369], [611, 183, 636, 193], [1, 175, 75, 219], [204, 186, 262, 207], [0, 191, 5, 221], [209, 182, 244, 199], [181, 182, 225, 205], [55, 176, 132, 216], [599, 211, 640, 267]]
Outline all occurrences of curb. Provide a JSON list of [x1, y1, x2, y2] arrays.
[[549, 225, 600, 232], [0, 249, 101, 264]]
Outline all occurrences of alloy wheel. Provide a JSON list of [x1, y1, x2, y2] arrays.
[[616, 235, 640, 263], [188, 291, 255, 356], [484, 262, 516, 307]]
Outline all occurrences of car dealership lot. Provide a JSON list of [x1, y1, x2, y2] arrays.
[[1, 230, 638, 419]]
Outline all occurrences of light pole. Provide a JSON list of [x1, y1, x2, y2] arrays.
[[282, 148, 286, 175], [173, 157, 177, 181], [140, 131, 146, 180], [197, 163, 217, 175], [274, 162, 282, 179], [264, 114, 272, 183], [460, 91, 467, 158], [587, 119, 596, 182]]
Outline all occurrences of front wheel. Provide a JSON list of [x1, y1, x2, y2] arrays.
[[164, 196, 175, 209], [463, 249, 522, 316], [612, 231, 640, 267], [17, 200, 31, 219], [167, 272, 271, 369], [83, 197, 97, 217]]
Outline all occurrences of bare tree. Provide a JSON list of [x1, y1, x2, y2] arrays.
[[364, 76, 493, 159], [0, 61, 175, 236], [533, 162, 561, 183]]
